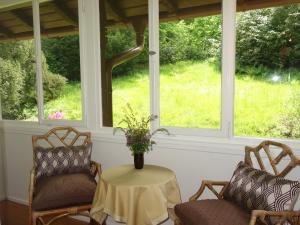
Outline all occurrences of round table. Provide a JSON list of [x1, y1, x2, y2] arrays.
[[90, 164, 181, 225]]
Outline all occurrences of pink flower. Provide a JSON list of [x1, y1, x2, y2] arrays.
[[48, 111, 64, 120]]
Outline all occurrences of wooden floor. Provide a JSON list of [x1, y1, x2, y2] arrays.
[[0, 200, 89, 225]]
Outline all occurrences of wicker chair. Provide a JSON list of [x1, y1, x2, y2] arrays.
[[29, 126, 102, 225], [170, 140, 300, 225]]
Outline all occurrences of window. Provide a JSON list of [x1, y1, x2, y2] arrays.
[[39, 0, 82, 121], [234, 3, 300, 139], [159, 5, 222, 129], [1, 0, 299, 143], [0, 3, 38, 121], [109, 27, 150, 127], [101, 2, 150, 127], [0, 0, 84, 122]]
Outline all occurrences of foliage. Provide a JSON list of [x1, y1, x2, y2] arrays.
[[44, 82, 82, 120], [0, 58, 24, 119], [42, 35, 81, 81], [0, 40, 67, 119], [278, 91, 300, 138], [113, 104, 169, 155], [236, 5, 300, 70], [43, 72, 67, 102]]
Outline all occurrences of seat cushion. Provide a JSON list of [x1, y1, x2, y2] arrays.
[[175, 199, 261, 225], [32, 173, 96, 211]]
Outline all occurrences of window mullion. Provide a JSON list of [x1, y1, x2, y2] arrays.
[[221, 0, 237, 138], [148, 0, 160, 132], [32, 0, 44, 122]]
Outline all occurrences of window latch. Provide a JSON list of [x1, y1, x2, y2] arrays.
[[149, 51, 156, 55]]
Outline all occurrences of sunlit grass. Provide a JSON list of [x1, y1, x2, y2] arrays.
[[43, 61, 300, 138], [44, 82, 82, 120]]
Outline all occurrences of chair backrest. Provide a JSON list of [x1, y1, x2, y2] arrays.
[[32, 126, 91, 149], [244, 140, 300, 177]]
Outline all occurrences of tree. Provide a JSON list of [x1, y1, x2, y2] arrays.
[[0, 40, 66, 119]]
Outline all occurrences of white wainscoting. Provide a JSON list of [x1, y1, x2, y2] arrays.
[[1, 123, 300, 224]]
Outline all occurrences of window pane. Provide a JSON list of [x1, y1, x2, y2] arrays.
[[102, 2, 150, 127], [111, 28, 150, 127], [159, 2, 222, 129], [40, 0, 82, 120], [235, 4, 300, 139], [0, 4, 38, 121]]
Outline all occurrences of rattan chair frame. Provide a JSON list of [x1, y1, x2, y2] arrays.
[[29, 126, 103, 225], [170, 140, 300, 225]]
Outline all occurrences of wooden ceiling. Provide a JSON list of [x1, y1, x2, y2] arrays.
[[0, 0, 299, 42]]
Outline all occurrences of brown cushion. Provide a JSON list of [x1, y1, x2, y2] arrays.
[[34, 143, 92, 179], [32, 173, 96, 211], [175, 199, 261, 225]]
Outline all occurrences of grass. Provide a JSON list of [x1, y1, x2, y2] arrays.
[[44, 82, 82, 120], [43, 60, 300, 138]]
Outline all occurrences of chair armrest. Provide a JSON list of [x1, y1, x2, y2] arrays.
[[29, 167, 36, 208], [189, 180, 229, 201], [249, 210, 300, 225], [90, 161, 102, 180]]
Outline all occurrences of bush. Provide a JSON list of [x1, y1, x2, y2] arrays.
[[43, 72, 67, 102], [42, 35, 81, 81], [0, 58, 24, 119], [278, 91, 300, 138], [0, 40, 67, 119]]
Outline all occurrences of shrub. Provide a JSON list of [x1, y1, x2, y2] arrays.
[[42, 35, 81, 81], [278, 91, 300, 138], [43, 72, 67, 102], [0, 58, 24, 119]]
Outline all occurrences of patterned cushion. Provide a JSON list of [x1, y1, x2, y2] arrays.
[[34, 143, 92, 179], [224, 161, 300, 223]]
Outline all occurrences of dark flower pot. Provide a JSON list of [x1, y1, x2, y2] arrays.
[[134, 153, 144, 169]]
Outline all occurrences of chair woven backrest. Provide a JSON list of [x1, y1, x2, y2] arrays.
[[32, 126, 91, 149], [244, 140, 300, 177]]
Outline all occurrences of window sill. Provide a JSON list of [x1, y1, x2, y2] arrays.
[[1, 120, 299, 156]]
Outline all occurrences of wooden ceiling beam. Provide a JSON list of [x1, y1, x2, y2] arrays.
[[10, 9, 33, 30], [52, 0, 78, 27], [237, 0, 300, 11], [0, 26, 78, 42], [106, 0, 128, 23], [0, 24, 14, 37], [161, 0, 178, 14]]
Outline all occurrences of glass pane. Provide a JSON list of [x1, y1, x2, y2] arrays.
[[111, 28, 150, 127], [40, 0, 82, 120], [0, 3, 38, 121], [103, 2, 150, 127], [235, 4, 300, 139], [159, 2, 222, 129]]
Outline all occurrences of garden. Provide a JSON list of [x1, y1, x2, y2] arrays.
[[0, 5, 300, 139]]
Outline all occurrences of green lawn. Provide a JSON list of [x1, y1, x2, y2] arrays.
[[44, 82, 82, 120], [44, 61, 300, 138]]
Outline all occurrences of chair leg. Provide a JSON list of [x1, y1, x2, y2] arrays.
[[90, 218, 106, 225], [32, 215, 37, 225]]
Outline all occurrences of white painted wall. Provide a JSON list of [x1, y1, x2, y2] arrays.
[[2, 124, 300, 225], [0, 126, 6, 200]]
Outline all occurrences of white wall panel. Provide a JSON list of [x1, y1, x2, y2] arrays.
[[2, 127, 300, 224]]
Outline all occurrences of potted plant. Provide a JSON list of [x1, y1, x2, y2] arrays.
[[114, 104, 169, 169]]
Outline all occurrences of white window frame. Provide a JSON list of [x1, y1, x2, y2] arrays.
[[34, 0, 86, 127], [0, 0, 87, 127], [148, 0, 237, 138]]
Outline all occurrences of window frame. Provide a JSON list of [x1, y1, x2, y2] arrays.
[[1, 0, 300, 145], [0, 0, 87, 127], [149, 0, 237, 138]]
